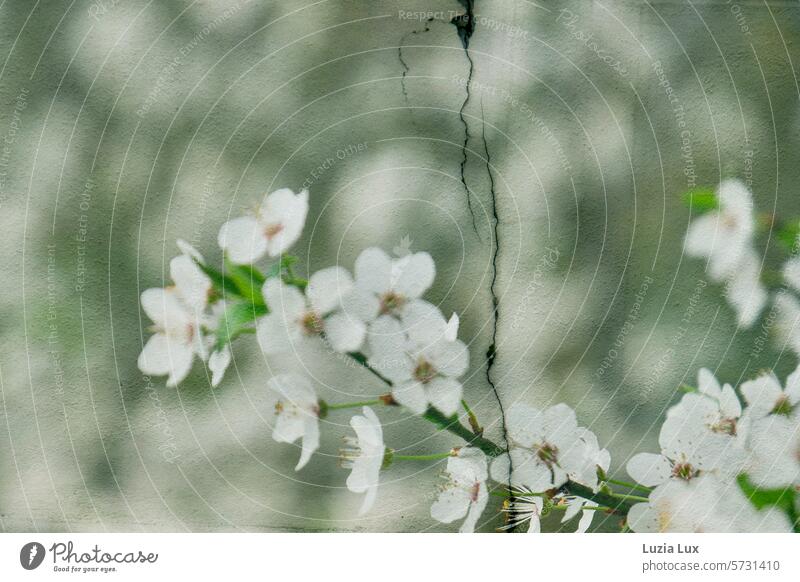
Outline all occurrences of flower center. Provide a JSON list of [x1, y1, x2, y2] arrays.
[[771, 395, 793, 416], [722, 213, 738, 230], [469, 481, 481, 503], [300, 311, 325, 335], [711, 417, 737, 436], [380, 291, 406, 315], [535, 443, 558, 466], [413, 358, 436, 384], [263, 223, 284, 240], [671, 462, 697, 481]]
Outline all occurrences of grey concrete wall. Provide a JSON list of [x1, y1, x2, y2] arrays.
[[1, 0, 798, 531]]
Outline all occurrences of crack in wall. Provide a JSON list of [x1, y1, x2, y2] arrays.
[[479, 101, 512, 519], [397, 21, 431, 105], [451, 2, 513, 528], [451, 1, 480, 235]]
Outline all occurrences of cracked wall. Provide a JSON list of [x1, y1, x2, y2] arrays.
[[1, 0, 799, 531]]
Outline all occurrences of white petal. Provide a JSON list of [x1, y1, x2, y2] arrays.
[[272, 414, 305, 444], [430, 339, 469, 378], [430, 488, 471, 524], [358, 484, 378, 515], [575, 501, 597, 533], [626, 453, 671, 487], [170, 254, 210, 312], [697, 368, 722, 399], [268, 373, 318, 408], [459, 488, 488, 533], [367, 316, 413, 383], [505, 403, 545, 448], [339, 287, 380, 323], [391, 382, 428, 415], [324, 312, 366, 353], [354, 247, 393, 294], [741, 373, 784, 416], [627, 502, 659, 532], [393, 252, 435, 299], [141, 287, 190, 329], [719, 384, 742, 419], [176, 239, 204, 262], [260, 188, 309, 256], [218, 216, 267, 264], [208, 345, 231, 387], [261, 278, 306, 320], [725, 250, 767, 327], [782, 256, 800, 293], [307, 266, 353, 315], [444, 313, 459, 342], [425, 377, 463, 416], [138, 334, 195, 386], [296, 417, 319, 471], [785, 364, 800, 405], [256, 314, 295, 354]]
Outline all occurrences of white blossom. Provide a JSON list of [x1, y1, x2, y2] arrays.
[[138, 255, 212, 386], [341, 247, 436, 325], [265, 374, 320, 471], [662, 368, 742, 440], [218, 188, 308, 264], [490, 403, 596, 492], [740, 365, 800, 419], [627, 474, 792, 532], [501, 489, 543, 533], [208, 345, 231, 388], [685, 179, 755, 282], [341, 406, 385, 515], [738, 411, 800, 489], [367, 302, 468, 416], [430, 448, 488, 533], [256, 267, 365, 354], [724, 249, 767, 327]]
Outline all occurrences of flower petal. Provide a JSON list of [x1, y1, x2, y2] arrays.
[[425, 377, 463, 416], [355, 247, 393, 294], [261, 188, 308, 256], [626, 452, 671, 487], [393, 251, 435, 298], [208, 345, 231, 387], [307, 266, 353, 315], [296, 417, 319, 471], [324, 312, 366, 353], [391, 381, 428, 415], [218, 216, 267, 264], [170, 254, 210, 312]]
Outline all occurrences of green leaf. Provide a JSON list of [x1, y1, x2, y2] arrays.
[[737, 474, 798, 531], [224, 259, 267, 306], [776, 220, 800, 252], [215, 301, 268, 348], [682, 188, 718, 214]]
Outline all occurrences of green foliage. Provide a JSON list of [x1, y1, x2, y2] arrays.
[[737, 474, 799, 531], [682, 187, 718, 214], [215, 300, 268, 349], [776, 220, 800, 253]]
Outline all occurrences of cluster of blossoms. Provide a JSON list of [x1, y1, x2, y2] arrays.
[[626, 368, 799, 532], [138, 186, 799, 532], [685, 179, 800, 353]]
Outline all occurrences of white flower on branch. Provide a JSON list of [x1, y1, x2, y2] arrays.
[[341, 406, 385, 515], [685, 179, 755, 282], [685, 180, 766, 326], [367, 301, 468, 416], [341, 247, 435, 325], [738, 411, 800, 489], [218, 188, 309, 264], [430, 448, 488, 533], [662, 368, 742, 440], [490, 403, 601, 492], [266, 373, 320, 471], [138, 255, 213, 386], [627, 474, 792, 533], [740, 365, 800, 419], [257, 267, 365, 354]]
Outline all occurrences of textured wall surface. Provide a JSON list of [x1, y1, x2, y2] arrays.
[[1, 0, 799, 532]]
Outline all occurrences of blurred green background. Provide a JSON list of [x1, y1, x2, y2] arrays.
[[1, 0, 799, 531]]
